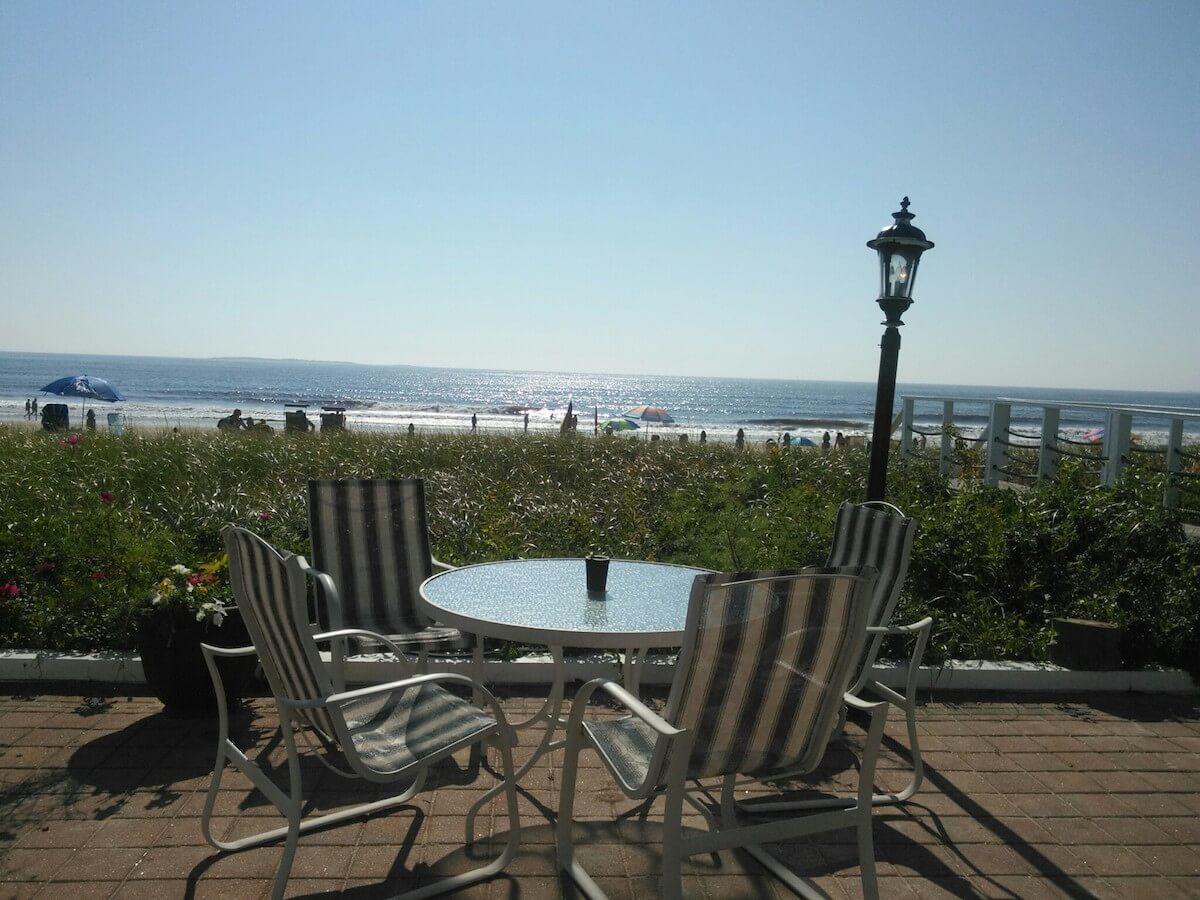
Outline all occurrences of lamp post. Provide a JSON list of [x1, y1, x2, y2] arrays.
[[865, 197, 934, 501]]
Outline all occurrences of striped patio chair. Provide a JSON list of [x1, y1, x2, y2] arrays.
[[200, 526, 520, 900], [557, 567, 889, 900], [308, 478, 473, 688], [824, 500, 930, 803]]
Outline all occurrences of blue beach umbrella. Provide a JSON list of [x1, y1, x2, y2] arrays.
[[41, 375, 126, 403]]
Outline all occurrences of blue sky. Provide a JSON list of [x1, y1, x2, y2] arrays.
[[2, 2, 1198, 390]]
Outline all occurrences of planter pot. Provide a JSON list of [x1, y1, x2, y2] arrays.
[[1050, 617, 1123, 670], [135, 605, 256, 713]]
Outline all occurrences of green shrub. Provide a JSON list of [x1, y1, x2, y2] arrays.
[[0, 426, 1196, 672]]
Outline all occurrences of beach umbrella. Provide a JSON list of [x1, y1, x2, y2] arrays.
[[602, 418, 639, 431], [626, 405, 674, 424], [41, 375, 126, 403], [795, 435, 817, 447], [1082, 427, 1104, 444]]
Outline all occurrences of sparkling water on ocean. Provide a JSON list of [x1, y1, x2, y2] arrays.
[[1, 351, 1197, 443]]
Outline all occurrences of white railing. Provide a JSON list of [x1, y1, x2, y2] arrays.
[[898, 395, 1200, 511]]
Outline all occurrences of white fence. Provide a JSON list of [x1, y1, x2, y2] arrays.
[[898, 396, 1200, 512]]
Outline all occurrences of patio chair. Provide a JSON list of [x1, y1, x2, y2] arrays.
[[308, 478, 474, 690], [557, 567, 889, 900], [201, 526, 520, 900], [824, 500, 930, 804]]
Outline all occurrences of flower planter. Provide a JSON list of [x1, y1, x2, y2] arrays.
[[1050, 617, 1123, 670], [135, 605, 256, 713]]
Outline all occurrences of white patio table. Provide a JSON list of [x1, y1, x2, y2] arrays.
[[418, 557, 710, 832]]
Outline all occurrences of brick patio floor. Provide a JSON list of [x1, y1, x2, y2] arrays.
[[1, 686, 1199, 898]]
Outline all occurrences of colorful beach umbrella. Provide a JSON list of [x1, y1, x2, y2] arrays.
[[41, 375, 126, 403], [626, 405, 674, 424], [1082, 427, 1104, 444], [602, 418, 639, 431]]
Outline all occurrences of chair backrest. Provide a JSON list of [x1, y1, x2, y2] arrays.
[[307, 479, 435, 634], [662, 567, 877, 781], [223, 525, 336, 738], [826, 501, 915, 632]]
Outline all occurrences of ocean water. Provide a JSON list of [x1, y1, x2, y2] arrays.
[[1, 351, 1197, 444]]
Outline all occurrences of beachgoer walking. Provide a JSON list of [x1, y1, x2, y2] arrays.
[[523, 412, 529, 434], [835, 431, 846, 449], [86, 409, 96, 430], [407, 422, 415, 437], [31, 398, 37, 417], [735, 427, 745, 449], [699, 430, 706, 444], [782, 432, 791, 448], [471, 413, 478, 433], [24, 399, 31, 419], [822, 431, 831, 451]]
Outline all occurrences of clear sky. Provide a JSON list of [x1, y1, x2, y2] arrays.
[[2, 2, 1198, 391]]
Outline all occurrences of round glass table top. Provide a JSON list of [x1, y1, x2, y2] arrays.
[[419, 558, 711, 649]]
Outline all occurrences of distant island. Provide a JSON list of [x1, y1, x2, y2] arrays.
[[209, 356, 413, 368]]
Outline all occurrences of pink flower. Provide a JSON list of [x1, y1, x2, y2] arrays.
[[256, 511, 272, 522], [187, 573, 216, 586], [99, 491, 114, 504], [0, 583, 20, 599], [59, 433, 82, 446]]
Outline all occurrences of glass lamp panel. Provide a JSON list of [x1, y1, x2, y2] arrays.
[[885, 248, 918, 299]]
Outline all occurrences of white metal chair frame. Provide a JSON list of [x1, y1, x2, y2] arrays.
[[557, 569, 892, 900], [751, 500, 933, 811], [557, 679, 890, 900], [201, 540, 521, 900]]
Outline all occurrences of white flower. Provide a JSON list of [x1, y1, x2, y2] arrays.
[[186, 583, 194, 593], [212, 611, 226, 626], [151, 594, 163, 606], [171, 564, 192, 575]]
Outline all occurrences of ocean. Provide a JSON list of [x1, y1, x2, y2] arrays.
[[1, 351, 1197, 444]]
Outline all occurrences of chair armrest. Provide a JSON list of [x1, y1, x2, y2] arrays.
[[843, 691, 888, 715], [431, 555, 456, 573], [199, 643, 257, 658], [311, 628, 418, 676], [866, 616, 934, 636], [568, 678, 684, 739]]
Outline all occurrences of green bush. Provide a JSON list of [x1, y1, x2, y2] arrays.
[[0, 426, 1197, 671]]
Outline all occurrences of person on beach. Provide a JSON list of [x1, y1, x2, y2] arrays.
[[822, 431, 831, 451], [782, 432, 791, 448], [523, 412, 529, 434], [700, 430, 706, 444], [471, 413, 478, 433], [217, 409, 245, 431], [407, 422, 415, 437], [31, 398, 37, 417], [835, 431, 846, 449], [86, 409, 96, 430], [735, 427, 745, 449], [24, 399, 31, 419]]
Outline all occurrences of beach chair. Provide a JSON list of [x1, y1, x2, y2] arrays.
[[809, 500, 929, 806], [308, 478, 473, 690], [557, 567, 889, 900], [201, 526, 520, 900]]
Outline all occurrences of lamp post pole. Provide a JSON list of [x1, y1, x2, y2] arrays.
[[867, 325, 902, 501], [865, 198, 933, 502]]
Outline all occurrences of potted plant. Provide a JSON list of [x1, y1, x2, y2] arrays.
[[134, 558, 257, 713]]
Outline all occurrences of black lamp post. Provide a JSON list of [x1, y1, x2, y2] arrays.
[[865, 197, 934, 501]]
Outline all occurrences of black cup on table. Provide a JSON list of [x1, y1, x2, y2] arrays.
[[585, 555, 610, 595]]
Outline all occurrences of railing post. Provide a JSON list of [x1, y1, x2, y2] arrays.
[[939, 400, 954, 476], [1165, 417, 1184, 508], [985, 402, 1010, 487], [1102, 411, 1132, 486], [900, 397, 915, 462], [1038, 406, 1061, 483]]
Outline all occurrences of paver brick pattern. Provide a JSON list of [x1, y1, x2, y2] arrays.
[[0, 687, 1198, 898]]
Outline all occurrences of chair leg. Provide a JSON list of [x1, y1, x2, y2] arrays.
[[660, 777, 686, 900], [556, 715, 608, 900]]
